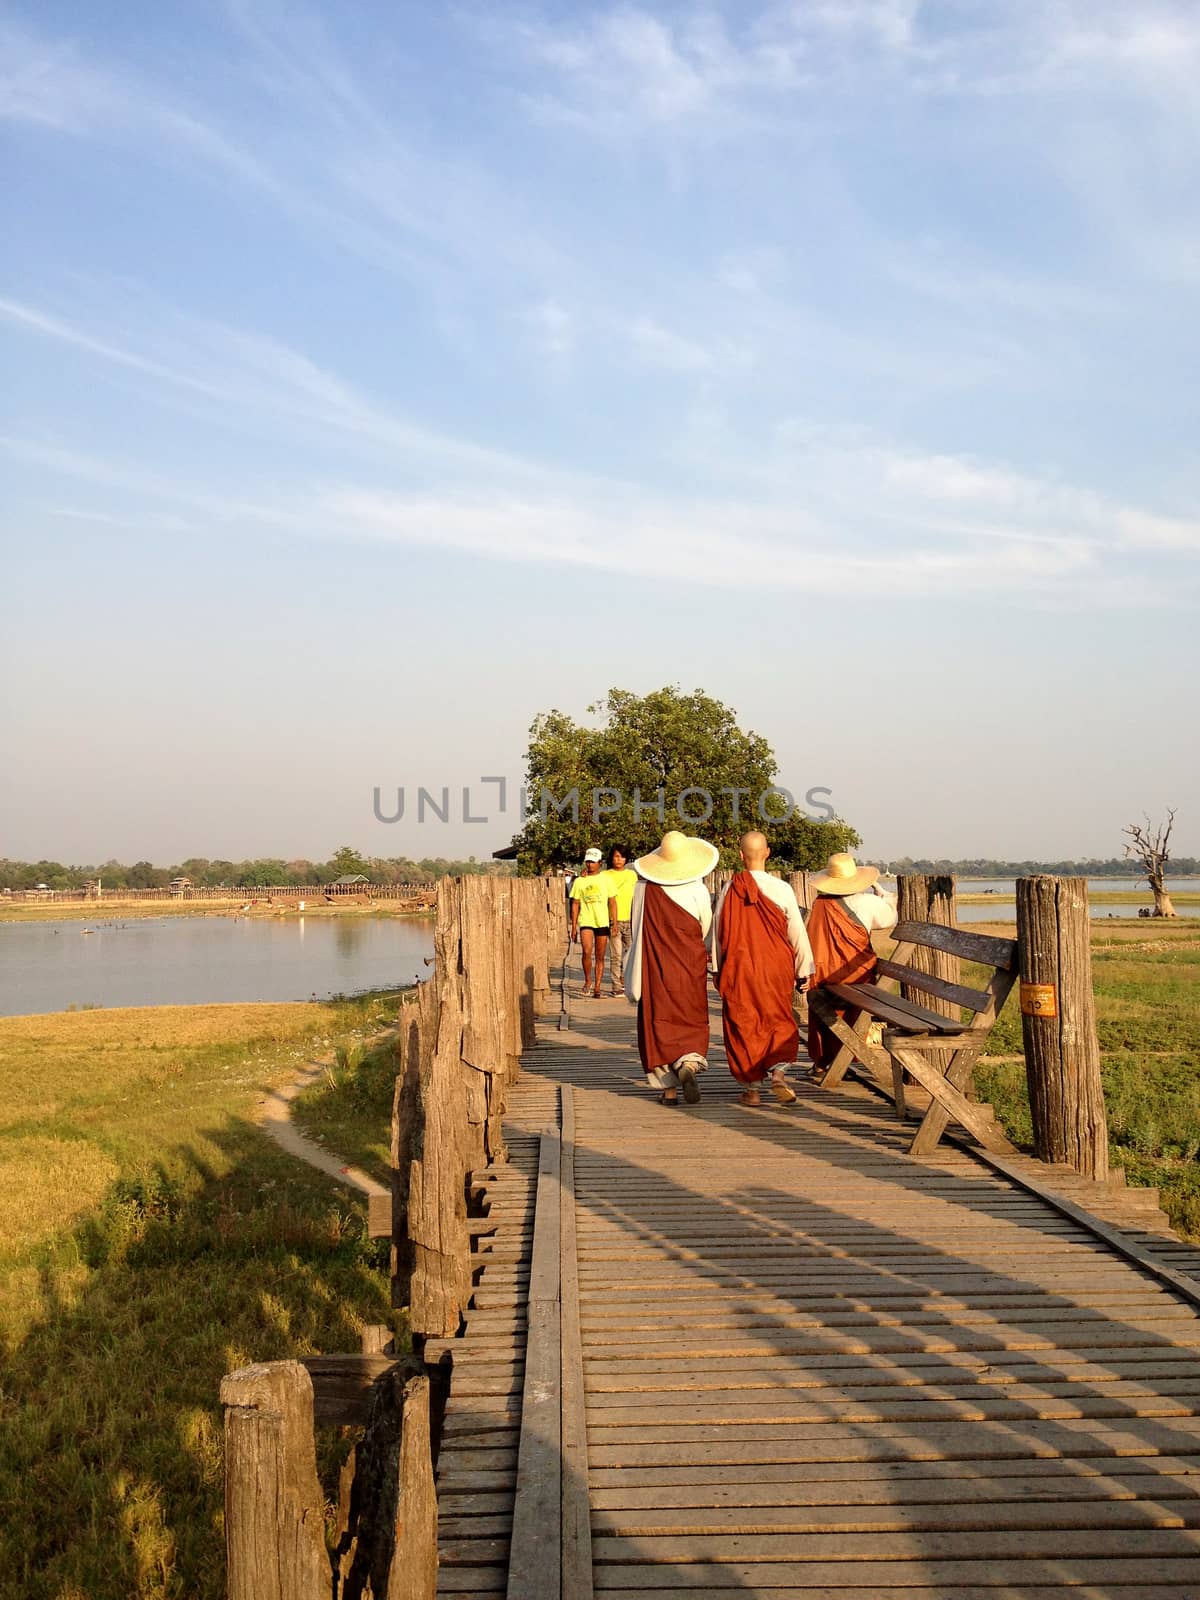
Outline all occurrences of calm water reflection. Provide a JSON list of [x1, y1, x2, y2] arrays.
[[0, 915, 436, 1018], [877, 876, 1200, 923]]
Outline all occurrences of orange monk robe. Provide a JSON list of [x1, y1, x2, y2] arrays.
[[716, 872, 799, 1084], [806, 894, 877, 1069], [636, 881, 710, 1074]]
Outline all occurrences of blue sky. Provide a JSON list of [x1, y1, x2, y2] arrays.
[[2, 0, 1197, 864]]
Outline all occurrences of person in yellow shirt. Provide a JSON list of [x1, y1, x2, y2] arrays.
[[605, 844, 639, 997], [569, 847, 612, 998]]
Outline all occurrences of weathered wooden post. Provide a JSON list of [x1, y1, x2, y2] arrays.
[[391, 983, 435, 1313], [407, 879, 472, 1338], [458, 876, 514, 1162], [530, 875, 552, 1015], [504, 877, 535, 1057], [391, 1374, 437, 1600], [1016, 875, 1108, 1182], [787, 871, 812, 912], [895, 874, 959, 1015], [221, 1362, 327, 1600], [548, 873, 568, 970]]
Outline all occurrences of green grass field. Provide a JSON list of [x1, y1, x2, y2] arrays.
[[0, 994, 407, 1600], [972, 921, 1200, 1237]]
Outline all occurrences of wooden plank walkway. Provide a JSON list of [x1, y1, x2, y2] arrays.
[[435, 967, 1200, 1597]]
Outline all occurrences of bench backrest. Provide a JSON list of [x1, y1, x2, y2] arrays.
[[891, 920, 1018, 972], [879, 919, 1018, 1032]]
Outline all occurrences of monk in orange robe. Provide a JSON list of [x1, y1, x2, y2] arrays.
[[636, 880, 711, 1078], [806, 852, 897, 1074], [713, 833, 812, 1106], [626, 831, 720, 1105]]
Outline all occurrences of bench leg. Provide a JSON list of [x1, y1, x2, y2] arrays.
[[890, 1044, 1016, 1157], [807, 992, 850, 1085], [815, 1004, 891, 1093], [904, 1044, 981, 1154], [890, 1058, 908, 1119], [821, 1017, 860, 1089]]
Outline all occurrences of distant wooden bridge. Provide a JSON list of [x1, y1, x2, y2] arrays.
[[222, 876, 1200, 1600], [6, 880, 435, 904]]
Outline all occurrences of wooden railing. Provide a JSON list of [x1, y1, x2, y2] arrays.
[[220, 874, 565, 1600]]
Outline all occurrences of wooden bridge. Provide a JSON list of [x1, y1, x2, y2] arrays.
[[222, 876, 1200, 1600], [430, 974, 1200, 1598]]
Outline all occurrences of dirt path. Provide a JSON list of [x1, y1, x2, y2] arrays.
[[257, 1050, 390, 1202]]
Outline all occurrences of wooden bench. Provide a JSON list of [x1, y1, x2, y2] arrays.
[[808, 920, 1020, 1157]]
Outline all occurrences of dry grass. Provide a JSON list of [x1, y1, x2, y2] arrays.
[[0, 1003, 334, 1150], [0, 1136, 119, 1254]]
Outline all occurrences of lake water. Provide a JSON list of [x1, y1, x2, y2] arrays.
[[877, 877, 1200, 923], [0, 916, 436, 1018]]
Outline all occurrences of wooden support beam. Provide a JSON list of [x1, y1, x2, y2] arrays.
[[302, 1353, 402, 1426], [369, 1190, 392, 1238]]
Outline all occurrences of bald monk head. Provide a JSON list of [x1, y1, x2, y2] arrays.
[[739, 830, 770, 870]]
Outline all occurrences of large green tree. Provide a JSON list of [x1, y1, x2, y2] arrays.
[[327, 844, 371, 880], [238, 858, 290, 887], [509, 686, 859, 872]]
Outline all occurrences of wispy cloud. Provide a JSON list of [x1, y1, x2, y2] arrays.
[[0, 294, 558, 482], [4, 3, 1199, 615], [0, 16, 273, 186], [3, 6, 564, 307], [320, 482, 1106, 598], [617, 315, 720, 373], [499, 1, 1200, 133], [3, 287, 1196, 609], [521, 299, 575, 360], [499, 1, 937, 138]]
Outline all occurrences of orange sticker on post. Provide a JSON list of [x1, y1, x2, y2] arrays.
[[1020, 982, 1058, 1018]]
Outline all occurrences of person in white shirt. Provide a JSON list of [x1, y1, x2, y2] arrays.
[[712, 831, 813, 1106], [625, 830, 718, 1105]]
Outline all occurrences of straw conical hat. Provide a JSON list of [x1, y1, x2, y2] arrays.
[[811, 852, 879, 897], [634, 830, 719, 886]]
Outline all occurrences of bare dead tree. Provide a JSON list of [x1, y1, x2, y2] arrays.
[[1123, 809, 1177, 917]]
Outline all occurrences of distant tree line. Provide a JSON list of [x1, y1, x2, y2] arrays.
[[883, 856, 1199, 878], [0, 845, 513, 892]]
